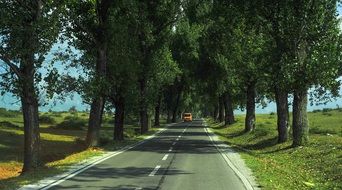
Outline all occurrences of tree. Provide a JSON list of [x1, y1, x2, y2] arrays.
[[133, 0, 182, 133], [63, 0, 114, 147], [0, 0, 60, 172], [286, 0, 340, 146]]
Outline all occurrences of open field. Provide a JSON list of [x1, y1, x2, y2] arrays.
[[0, 109, 163, 190], [207, 109, 342, 190]]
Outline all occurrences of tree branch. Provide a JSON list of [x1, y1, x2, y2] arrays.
[[0, 55, 22, 79]]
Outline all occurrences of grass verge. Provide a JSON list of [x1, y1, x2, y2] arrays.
[[0, 111, 166, 190], [207, 110, 341, 190]]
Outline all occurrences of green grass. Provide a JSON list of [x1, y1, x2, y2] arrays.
[[0, 110, 166, 190], [207, 109, 342, 190]]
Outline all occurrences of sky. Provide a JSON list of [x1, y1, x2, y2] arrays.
[[0, 5, 342, 113]]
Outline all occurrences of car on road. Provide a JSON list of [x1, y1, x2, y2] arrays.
[[183, 113, 192, 122]]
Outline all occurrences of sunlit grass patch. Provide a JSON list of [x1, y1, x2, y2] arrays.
[[0, 111, 167, 190]]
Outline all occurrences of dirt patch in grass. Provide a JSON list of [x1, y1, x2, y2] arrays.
[[0, 162, 22, 180]]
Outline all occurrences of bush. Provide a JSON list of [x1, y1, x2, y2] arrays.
[[103, 117, 115, 124], [39, 115, 56, 124], [0, 121, 20, 128], [312, 109, 321, 113], [269, 112, 275, 115], [51, 112, 62, 117], [0, 108, 20, 118], [322, 108, 333, 112], [55, 116, 86, 130]]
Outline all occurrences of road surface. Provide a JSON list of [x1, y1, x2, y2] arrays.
[[49, 119, 247, 190]]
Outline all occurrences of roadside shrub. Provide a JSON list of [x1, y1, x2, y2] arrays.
[[0, 121, 20, 128], [322, 108, 332, 112], [0, 108, 20, 118], [103, 117, 115, 124], [269, 112, 275, 115], [51, 112, 62, 117], [39, 115, 56, 124], [312, 109, 321, 113], [55, 116, 86, 130], [64, 115, 74, 120]]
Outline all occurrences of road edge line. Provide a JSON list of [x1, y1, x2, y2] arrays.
[[18, 123, 177, 190], [203, 125, 258, 190]]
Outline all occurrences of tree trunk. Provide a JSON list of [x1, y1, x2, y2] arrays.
[[167, 110, 172, 123], [218, 96, 225, 122], [114, 96, 125, 141], [171, 85, 182, 123], [20, 7, 41, 172], [21, 75, 40, 173], [86, 97, 105, 147], [275, 88, 289, 143], [86, 34, 107, 144], [213, 103, 219, 120], [85, 0, 112, 147], [139, 79, 149, 134], [292, 88, 309, 146], [245, 82, 256, 132], [154, 94, 161, 127], [224, 91, 235, 125]]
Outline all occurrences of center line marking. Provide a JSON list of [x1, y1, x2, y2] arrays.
[[162, 154, 169, 160], [169, 147, 173, 152], [178, 135, 181, 138], [172, 142, 176, 145], [149, 165, 161, 177]]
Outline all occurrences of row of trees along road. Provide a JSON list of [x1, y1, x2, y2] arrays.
[[0, 0, 341, 173]]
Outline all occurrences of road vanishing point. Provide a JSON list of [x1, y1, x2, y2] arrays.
[[41, 119, 251, 190]]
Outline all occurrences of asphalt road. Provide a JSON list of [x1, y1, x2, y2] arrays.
[[49, 119, 246, 190]]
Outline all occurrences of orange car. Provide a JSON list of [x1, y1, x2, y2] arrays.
[[183, 113, 192, 122]]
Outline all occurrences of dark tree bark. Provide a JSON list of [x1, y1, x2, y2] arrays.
[[292, 88, 309, 147], [114, 96, 125, 141], [218, 96, 225, 122], [86, 0, 111, 147], [20, 1, 41, 172], [86, 97, 105, 147], [86, 44, 106, 146], [21, 63, 40, 173], [275, 88, 289, 143], [154, 94, 162, 127], [167, 110, 172, 123], [171, 84, 182, 123], [245, 81, 256, 132], [139, 78, 149, 134], [224, 91, 235, 125], [213, 103, 219, 120]]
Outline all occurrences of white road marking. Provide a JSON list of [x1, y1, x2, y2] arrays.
[[176, 138, 179, 141], [172, 142, 176, 145], [18, 128, 169, 190], [149, 165, 161, 177], [135, 188, 142, 190], [204, 127, 254, 190], [168, 147, 173, 152], [178, 135, 181, 138], [162, 154, 169, 161]]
